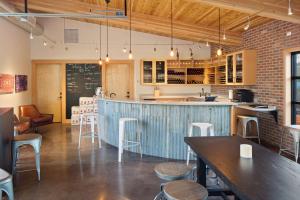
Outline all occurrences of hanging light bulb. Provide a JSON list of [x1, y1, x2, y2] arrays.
[[98, 59, 102, 65], [217, 48, 222, 56], [98, 21, 102, 65], [206, 41, 210, 47], [288, 0, 293, 15], [105, 54, 110, 62], [123, 47, 127, 53], [128, 0, 133, 60], [244, 16, 251, 31], [170, 47, 174, 57], [169, 0, 174, 57], [128, 50, 133, 59]]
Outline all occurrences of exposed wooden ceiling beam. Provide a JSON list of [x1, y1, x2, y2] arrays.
[[191, 0, 300, 24], [9, 0, 242, 45]]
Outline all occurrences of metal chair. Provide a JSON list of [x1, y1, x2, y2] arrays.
[[78, 113, 101, 149], [237, 115, 260, 144], [12, 133, 42, 181], [118, 118, 142, 162], [0, 169, 14, 200], [279, 125, 300, 163]]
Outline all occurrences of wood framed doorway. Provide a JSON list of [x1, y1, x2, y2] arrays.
[[102, 60, 135, 99], [32, 60, 102, 124]]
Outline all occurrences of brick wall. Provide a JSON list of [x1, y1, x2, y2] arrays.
[[211, 20, 300, 148]]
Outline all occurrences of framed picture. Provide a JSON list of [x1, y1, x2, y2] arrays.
[[15, 75, 28, 93], [0, 74, 14, 94]]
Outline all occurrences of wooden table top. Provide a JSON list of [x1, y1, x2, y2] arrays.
[[184, 136, 300, 200]]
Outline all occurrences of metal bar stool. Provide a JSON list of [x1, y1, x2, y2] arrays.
[[187, 123, 214, 165], [163, 180, 208, 200], [78, 113, 101, 149], [279, 125, 300, 163], [237, 115, 260, 144], [118, 118, 142, 163], [0, 169, 14, 200], [12, 133, 42, 181]]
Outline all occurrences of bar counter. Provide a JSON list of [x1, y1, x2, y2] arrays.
[[97, 98, 235, 160]]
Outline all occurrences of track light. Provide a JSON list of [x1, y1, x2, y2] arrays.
[[244, 16, 250, 31], [43, 41, 47, 46], [206, 41, 210, 47], [288, 0, 293, 15], [223, 29, 227, 40], [30, 32, 34, 40]]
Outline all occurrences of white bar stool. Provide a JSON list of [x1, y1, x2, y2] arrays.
[[279, 125, 300, 163], [78, 113, 101, 149], [237, 115, 260, 144], [187, 123, 214, 165], [118, 118, 142, 163], [0, 169, 14, 200]]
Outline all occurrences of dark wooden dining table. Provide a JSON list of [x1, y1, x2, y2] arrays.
[[184, 136, 300, 200]]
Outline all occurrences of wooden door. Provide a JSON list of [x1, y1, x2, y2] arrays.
[[105, 62, 134, 99], [34, 64, 62, 122]]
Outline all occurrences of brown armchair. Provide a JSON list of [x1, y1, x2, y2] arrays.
[[19, 105, 53, 131], [13, 114, 31, 135]]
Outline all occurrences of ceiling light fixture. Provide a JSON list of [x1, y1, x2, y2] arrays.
[[288, 0, 293, 15], [223, 29, 227, 40], [244, 16, 251, 31], [217, 8, 222, 56], [169, 0, 174, 57], [98, 22, 102, 65], [128, 0, 133, 60], [43, 41, 47, 46], [29, 28, 34, 40], [123, 47, 127, 53], [206, 41, 210, 47], [105, 0, 110, 63]]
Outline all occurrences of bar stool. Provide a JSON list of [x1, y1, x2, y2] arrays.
[[154, 162, 195, 200], [279, 125, 300, 163], [12, 133, 42, 181], [187, 123, 214, 165], [0, 169, 14, 200], [237, 115, 260, 144], [118, 118, 142, 162], [78, 113, 101, 149], [163, 180, 208, 200]]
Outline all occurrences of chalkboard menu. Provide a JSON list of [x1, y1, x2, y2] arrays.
[[66, 63, 101, 119]]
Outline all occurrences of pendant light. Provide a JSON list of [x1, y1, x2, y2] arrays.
[[105, 0, 110, 63], [217, 8, 222, 57], [98, 22, 102, 65], [288, 0, 293, 15], [244, 16, 251, 31], [128, 0, 133, 59], [169, 0, 174, 57]]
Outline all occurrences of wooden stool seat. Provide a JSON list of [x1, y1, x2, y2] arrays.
[[163, 180, 208, 200], [154, 162, 194, 181], [13, 133, 41, 141]]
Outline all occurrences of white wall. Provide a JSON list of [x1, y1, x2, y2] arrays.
[[0, 18, 31, 115], [31, 18, 211, 97]]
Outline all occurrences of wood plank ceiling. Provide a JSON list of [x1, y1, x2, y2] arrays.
[[7, 0, 277, 46]]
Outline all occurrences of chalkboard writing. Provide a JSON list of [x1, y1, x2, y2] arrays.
[[66, 63, 101, 119]]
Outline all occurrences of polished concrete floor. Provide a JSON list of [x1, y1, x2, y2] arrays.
[[13, 124, 229, 200]]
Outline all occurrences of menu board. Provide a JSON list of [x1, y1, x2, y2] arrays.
[[66, 63, 101, 119]]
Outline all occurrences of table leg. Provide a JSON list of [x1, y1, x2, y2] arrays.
[[197, 156, 206, 187]]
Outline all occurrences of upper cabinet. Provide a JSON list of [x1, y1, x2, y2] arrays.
[[226, 50, 257, 85], [141, 60, 166, 85]]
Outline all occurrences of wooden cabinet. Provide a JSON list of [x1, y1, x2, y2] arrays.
[[226, 50, 256, 85], [141, 60, 166, 85]]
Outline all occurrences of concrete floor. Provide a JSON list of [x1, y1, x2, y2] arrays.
[[13, 124, 228, 200]]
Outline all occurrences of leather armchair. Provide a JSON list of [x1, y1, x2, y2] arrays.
[[19, 105, 53, 131], [13, 114, 31, 135]]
